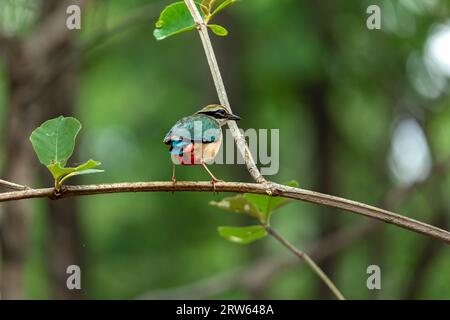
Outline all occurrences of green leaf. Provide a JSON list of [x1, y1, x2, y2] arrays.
[[210, 195, 261, 219], [29, 116, 81, 166], [47, 163, 75, 180], [208, 24, 228, 36], [217, 225, 267, 244], [59, 168, 104, 186], [47, 159, 102, 180], [30, 116, 103, 190], [211, 180, 299, 224], [153, 1, 205, 40], [244, 180, 299, 223], [210, 0, 238, 19]]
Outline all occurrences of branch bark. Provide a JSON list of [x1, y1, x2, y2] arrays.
[[183, 0, 266, 183], [0, 181, 449, 244], [0, 179, 28, 191]]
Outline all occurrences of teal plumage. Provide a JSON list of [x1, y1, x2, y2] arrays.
[[163, 114, 221, 156], [163, 114, 222, 144], [163, 104, 240, 189]]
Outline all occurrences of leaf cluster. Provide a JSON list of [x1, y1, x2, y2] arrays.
[[153, 0, 238, 40], [211, 181, 299, 244]]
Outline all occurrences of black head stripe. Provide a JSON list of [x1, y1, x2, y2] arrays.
[[199, 110, 227, 119]]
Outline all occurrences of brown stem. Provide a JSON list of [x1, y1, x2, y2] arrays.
[[0, 179, 28, 191]]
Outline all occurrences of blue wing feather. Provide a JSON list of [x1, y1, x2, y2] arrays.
[[169, 140, 192, 155], [163, 115, 221, 156]]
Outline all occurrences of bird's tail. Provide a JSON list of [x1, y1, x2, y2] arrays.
[[169, 140, 191, 156]]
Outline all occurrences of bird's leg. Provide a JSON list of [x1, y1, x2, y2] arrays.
[[201, 162, 223, 193], [171, 163, 177, 193]]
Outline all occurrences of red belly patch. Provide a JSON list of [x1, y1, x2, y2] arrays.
[[173, 143, 202, 165]]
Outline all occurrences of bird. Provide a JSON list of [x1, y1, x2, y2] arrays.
[[163, 104, 241, 191]]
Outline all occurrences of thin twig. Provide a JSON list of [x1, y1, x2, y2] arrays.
[[0, 181, 448, 244], [183, 0, 266, 183], [0, 179, 28, 191], [264, 225, 345, 300]]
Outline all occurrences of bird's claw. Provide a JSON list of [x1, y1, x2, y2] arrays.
[[211, 178, 223, 194]]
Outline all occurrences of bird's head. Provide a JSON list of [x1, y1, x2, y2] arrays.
[[197, 104, 241, 126]]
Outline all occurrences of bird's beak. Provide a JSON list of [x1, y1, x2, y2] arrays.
[[227, 113, 241, 121]]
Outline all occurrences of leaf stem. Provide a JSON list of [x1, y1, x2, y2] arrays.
[[263, 225, 345, 300], [54, 178, 62, 193]]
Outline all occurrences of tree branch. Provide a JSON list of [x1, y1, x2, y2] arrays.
[[183, 0, 266, 183], [0, 181, 448, 244], [0, 179, 28, 191]]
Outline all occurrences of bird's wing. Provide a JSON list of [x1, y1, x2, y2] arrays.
[[163, 115, 221, 157], [197, 116, 221, 144], [163, 115, 221, 144]]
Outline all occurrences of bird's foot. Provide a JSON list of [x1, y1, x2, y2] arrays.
[[211, 178, 223, 194]]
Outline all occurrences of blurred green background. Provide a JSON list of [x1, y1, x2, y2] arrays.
[[0, 0, 449, 299]]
